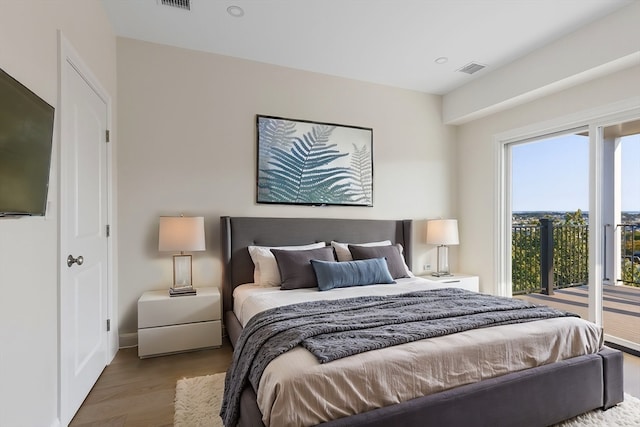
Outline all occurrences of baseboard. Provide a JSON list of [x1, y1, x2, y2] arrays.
[[119, 331, 138, 348], [50, 418, 61, 427]]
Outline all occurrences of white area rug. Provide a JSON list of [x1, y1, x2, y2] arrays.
[[175, 372, 640, 427], [175, 372, 225, 427]]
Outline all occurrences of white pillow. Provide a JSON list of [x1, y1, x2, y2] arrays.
[[331, 240, 414, 277], [248, 242, 326, 286]]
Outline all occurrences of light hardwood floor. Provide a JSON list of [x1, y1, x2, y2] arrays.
[[71, 339, 640, 426], [624, 352, 640, 398], [70, 341, 233, 426]]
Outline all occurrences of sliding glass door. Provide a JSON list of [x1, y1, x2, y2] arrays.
[[500, 114, 640, 353], [509, 129, 592, 318]]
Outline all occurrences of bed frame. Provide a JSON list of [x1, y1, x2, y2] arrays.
[[220, 216, 624, 427]]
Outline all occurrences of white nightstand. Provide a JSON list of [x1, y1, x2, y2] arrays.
[[138, 287, 222, 358], [419, 274, 479, 292]]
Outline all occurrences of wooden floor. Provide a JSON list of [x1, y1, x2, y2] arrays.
[[69, 341, 233, 427], [518, 284, 640, 346], [70, 336, 640, 426]]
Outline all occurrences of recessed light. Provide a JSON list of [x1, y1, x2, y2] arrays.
[[227, 5, 244, 17], [434, 57, 448, 64]]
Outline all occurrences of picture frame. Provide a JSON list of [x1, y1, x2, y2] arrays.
[[256, 115, 373, 206]]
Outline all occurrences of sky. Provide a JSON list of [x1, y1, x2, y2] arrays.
[[512, 132, 640, 212]]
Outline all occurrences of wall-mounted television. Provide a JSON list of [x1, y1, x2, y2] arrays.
[[0, 67, 55, 217]]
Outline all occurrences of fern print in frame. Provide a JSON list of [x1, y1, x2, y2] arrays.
[[257, 115, 373, 206]]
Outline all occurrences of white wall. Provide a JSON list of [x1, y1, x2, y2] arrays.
[[0, 2, 116, 426], [116, 38, 457, 339], [456, 64, 640, 295]]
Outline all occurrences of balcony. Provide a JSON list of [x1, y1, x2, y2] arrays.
[[518, 284, 640, 347], [513, 220, 640, 346]]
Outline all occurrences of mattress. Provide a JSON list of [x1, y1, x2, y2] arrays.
[[234, 277, 451, 327], [233, 279, 603, 427]]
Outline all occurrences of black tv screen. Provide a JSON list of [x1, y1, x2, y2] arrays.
[[0, 67, 55, 217]]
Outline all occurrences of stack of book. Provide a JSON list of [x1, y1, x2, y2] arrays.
[[169, 286, 197, 297]]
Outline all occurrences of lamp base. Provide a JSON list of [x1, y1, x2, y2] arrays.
[[169, 286, 196, 297], [434, 245, 452, 278], [170, 285, 194, 291], [431, 272, 453, 277], [172, 254, 193, 288]]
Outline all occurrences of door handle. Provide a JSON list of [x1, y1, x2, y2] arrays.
[[67, 255, 84, 267]]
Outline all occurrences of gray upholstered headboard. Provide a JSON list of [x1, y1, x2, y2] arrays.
[[220, 216, 413, 313]]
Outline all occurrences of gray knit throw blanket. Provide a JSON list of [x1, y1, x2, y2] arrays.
[[220, 288, 577, 427]]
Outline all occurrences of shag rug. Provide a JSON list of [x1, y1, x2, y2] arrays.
[[174, 372, 640, 427]]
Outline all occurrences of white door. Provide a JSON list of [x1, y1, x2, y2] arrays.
[[59, 46, 109, 425]]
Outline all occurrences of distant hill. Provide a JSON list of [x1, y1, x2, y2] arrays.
[[512, 211, 639, 226]]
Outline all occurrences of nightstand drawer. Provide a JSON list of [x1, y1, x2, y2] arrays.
[[433, 277, 478, 292], [419, 274, 479, 292], [138, 320, 222, 358], [138, 287, 221, 328]]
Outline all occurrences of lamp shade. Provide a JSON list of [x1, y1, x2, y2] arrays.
[[158, 216, 206, 252], [426, 219, 459, 246]]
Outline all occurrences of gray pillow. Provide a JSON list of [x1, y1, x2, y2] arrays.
[[271, 246, 335, 290], [311, 258, 395, 291], [348, 244, 410, 279]]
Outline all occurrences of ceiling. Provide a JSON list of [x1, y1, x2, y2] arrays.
[[101, 0, 633, 95]]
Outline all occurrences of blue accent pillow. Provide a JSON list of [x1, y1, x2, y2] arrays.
[[310, 258, 395, 291]]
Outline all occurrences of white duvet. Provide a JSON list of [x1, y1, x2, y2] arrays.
[[233, 278, 603, 427]]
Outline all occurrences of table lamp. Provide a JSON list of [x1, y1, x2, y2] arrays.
[[158, 215, 205, 289], [426, 219, 459, 277]]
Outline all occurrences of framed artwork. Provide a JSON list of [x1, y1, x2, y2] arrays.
[[256, 115, 373, 206]]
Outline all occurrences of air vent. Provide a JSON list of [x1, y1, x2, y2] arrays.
[[159, 0, 190, 10], [457, 62, 486, 75]]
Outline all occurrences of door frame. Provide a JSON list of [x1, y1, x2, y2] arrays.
[[494, 97, 640, 327], [58, 32, 118, 424]]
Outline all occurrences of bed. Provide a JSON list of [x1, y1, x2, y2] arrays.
[[220, 216, 624, 427]]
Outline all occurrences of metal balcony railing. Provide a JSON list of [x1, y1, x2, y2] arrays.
[[512, 220, 640, 295], [620, 223, 640, 286]]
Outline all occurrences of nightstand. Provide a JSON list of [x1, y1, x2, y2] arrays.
[[419, 274, 479, 292], [138, 287, 222, 358]]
